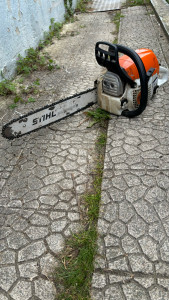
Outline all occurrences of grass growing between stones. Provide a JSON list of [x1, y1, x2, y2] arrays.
[[54, 113, 109, 299], [111, 10, 124, 43], [76, 0, 91, 12], [0, 80, 16, 96], [85, 108, 111, 127], [126, 0, 150, 6], [113, 11, 124, 33]]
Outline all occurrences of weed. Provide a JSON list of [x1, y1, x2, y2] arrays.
[[112, 11, 124, 33], [0, 80, 16, 96], [47, 64, 54, 71], [96, 133, 107, 150], [18, 77, 24, 84], [16, 48, 46, 75], [46, 19, 63, 42], [56, 229, 97, 299], [126, 0, 150, 6], [85, 108, 111, 127], [27, 97, 36, 103], [76, 0, 91, 12], [112, 37, 118, 44], [16, 18, 63, 76], [13, 95, 24, 104], [9, 103, 17, 109], [64, 0, 75, 22], [33, 79, 40, 86]]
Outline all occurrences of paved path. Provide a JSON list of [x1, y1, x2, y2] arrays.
[[91, 5, 169, 300], [1, 3, 169, 300], [0, 12, 115, 300]]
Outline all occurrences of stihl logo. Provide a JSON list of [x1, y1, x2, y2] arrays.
[[33, 111, 56, 125]]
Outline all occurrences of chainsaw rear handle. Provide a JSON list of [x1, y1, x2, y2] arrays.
[[95, 41, 148, 118], [158, 66, 169, 87]]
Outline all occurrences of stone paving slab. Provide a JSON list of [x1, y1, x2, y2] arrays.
[[0, 114, 100, 300], [91, 6, 169, 300]]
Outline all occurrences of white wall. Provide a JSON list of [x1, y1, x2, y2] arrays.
[[0, 0, 77, 81]]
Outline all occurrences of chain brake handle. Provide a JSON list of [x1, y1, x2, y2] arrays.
[[95, 41, 135, 87], [95, 41, 148, 118]]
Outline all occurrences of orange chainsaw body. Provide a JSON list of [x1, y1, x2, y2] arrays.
[[119, 49, 160, 80]]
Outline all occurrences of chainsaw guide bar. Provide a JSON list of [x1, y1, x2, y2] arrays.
[[2, 88, 97, 140]]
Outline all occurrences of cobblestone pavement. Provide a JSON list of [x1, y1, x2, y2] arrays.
[[0, 12, 115, 300], [91, 5, 169, 300]]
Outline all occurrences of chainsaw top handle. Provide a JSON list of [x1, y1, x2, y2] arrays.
[[95, 41, 148, 118]]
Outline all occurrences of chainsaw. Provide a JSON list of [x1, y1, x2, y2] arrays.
[[2, 42, 168, 140]]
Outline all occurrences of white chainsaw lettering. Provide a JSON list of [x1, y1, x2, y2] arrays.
[[32, 111, 56, 126]]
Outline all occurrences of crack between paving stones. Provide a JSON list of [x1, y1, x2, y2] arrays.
[[94, 268, 169, 280]]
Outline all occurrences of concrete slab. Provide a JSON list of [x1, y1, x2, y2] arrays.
[[151, 0, 169, 40]]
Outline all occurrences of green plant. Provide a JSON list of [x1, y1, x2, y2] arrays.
[[16, 48, 46, 75], [47, 59, 55, 71], [13, 95, 24, 104], [27, 97, 36, 103], [112, 11, 124, 33], [75, 0, 90, 12], [40, 19, 63, 48], [126, 0, 150, 6], [0, 80, 16, 96], [9, 103, 17, 109], [18, 77, 24, 84], [96, 133, 107, 150], [112, 37, 118, 44], [64, 0, 75, 22], [56, 229, 97, 299], [9, 95, 24, 109], [16, 18, 63, 76], [33, 78, 40, 85], [85, 108, 111, 127]]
